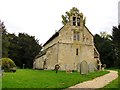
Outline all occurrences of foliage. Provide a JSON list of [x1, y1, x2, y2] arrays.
[[61, 7, 80, 25], [94, 32, 116, 68], [1, 20, 42, 68], [7, 33, 21, 67], [112, 25, 120, 68], [0, 21, 10, 57], [1, 58, 16, 72], [2, 69, 109, 88], [8, 33, 42, 68], [94, 24, 120, 69], [0, 20, 7, 34]]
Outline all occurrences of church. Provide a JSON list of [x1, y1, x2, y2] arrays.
[[33, 8, 101, 74]]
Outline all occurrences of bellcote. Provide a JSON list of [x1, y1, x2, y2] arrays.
[[69, 9, 86, 26]]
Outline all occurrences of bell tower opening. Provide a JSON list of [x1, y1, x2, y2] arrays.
[[73, 17, 76, 26], [77, 18, 80, 26], [72, 17, 80, 26]]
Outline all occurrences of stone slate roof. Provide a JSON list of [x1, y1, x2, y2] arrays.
[[35, 50, 46, 59], [43, 25, 94, 47], [43, 26, 64, 46]]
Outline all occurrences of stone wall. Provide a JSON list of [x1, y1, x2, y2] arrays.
[[34, 11, 100, 72], [58, 43, 95, 71], [34, 56, 44, 69], [45, 44, 58, 69]]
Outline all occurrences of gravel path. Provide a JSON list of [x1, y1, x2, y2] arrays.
[[66, 70, 118, 89]]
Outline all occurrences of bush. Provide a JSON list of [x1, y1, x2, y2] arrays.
[[0, 58, 17, 72]]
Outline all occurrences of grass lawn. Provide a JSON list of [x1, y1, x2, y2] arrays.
[[2, 69, 109, 89], [0, 75, 2, 90], [103, 69, 120, 89]]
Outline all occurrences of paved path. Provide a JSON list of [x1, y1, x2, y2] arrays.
[[66, 70, 118, 89]]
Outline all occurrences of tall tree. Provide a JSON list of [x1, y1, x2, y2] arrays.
[[0, 20, 10, 57], [94, 32, 116, 68], [7, 33, 21, 67], [16, 33, 41, 68], [8, 33, 42, 68], [0, 20, 42, 68], [112, 25, 120, 68]]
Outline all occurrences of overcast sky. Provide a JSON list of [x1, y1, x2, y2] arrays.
[[0, 0, 119, 44]]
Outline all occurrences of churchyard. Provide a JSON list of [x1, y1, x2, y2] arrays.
[[103, 69, 120, 88], [2, 69, 109, 89]]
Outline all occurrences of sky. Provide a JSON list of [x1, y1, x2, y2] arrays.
[[0, 0, 119, 44], [118, 1, 120, 24]]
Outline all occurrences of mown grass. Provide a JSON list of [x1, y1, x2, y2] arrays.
[[0, 75, 2, 90], [103, 69, 120, 89], [2, 69, 109, 89]]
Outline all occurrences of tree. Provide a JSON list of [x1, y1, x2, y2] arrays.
[[5, 33, 42, 68], [94, 32, 116, 68], [0, 20, 42, 68], [112, 25, 120, 68], [0, 20, 10, 57], [0, 20, 7, 34], [9, 33, 42, 68], [7, 33, 21, 67], [61, 7, 80, 25]]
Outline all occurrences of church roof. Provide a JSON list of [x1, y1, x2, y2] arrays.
[[43, 26, 64, 46], [35, 50, 46, 59], [43, 25, 94, 47], [84, 25, 94, 37]]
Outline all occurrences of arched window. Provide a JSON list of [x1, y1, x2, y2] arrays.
[[73, 17, 76, 26], [77, 18, 80, 26]]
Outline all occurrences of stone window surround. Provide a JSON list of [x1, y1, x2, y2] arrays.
[[72, 17, 80, 26], [73, 31, 80, 41]]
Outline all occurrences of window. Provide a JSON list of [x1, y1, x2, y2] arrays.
[[76, 48, 78, 55], [73, 33, 77, 40], [73, 17, 76, 26], [73, 32, 80, 41], [77, 18, 80, 26], [73, 17, 80, 26], [77, 33, 80, 41]]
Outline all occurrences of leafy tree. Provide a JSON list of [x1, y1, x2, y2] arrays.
[[9, 33, 42, 68], [0, 20, 7, 34], [94, 32, 116, 68], [112, 25, 120, 68], [61, 7, 80, 25], [0, 20, 10, 57], [0, 20, 42, 68], [7, 33, 42, 68], [7, 33, 21, 67]]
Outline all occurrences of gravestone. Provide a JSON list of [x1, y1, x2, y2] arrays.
[[88, 63, 94, 72], [77, 63, 80, 72], [80, 61, 88, 74], [65, 64, 72, 73]]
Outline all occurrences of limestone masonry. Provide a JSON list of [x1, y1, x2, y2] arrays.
[[33, 8, 101, 74]]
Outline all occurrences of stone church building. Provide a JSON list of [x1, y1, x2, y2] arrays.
[[33, 8, 101, 73]]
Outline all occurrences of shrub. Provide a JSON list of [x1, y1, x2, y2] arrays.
[[0, 58, 17, 72]]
